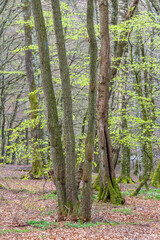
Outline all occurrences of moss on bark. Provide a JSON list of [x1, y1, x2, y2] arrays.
[[98, 177, 124, 205], [92, 173, 100, 191], [151, 160, 160, 187], [30, 149, 42, 178], [130, 177, 148, 197], [0, 183, 5, 189], [117, 176, 135, 184]]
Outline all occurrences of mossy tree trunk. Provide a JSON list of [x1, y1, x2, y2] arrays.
[[80, 0, 97, 222], [76, 109, 88, 191], [151, 160, 160, 187], [97, 0, 124, 205], [32, 0, 66, 217], [50, 0, 78, 216], [22, 0, 42, 178]]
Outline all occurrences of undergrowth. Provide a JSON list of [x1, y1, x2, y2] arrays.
[[28, 220, 58, 229], [122, 187, 160, 200], [0, 229, 30, 236]]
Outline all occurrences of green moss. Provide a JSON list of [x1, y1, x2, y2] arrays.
[[117, 176, 135, 184], [98, 177, 124, 205], [92, 174, 100, 191], [30, 150, 42, 178], [0, 183, 5, 189], [133, 161, 138, 176], [151, 160, 160, 187]]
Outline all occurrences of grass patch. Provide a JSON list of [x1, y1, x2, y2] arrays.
[[28, 220, 58, 229], [139, 188, 160, 200], [0, 228, 30, 236], [43, 193, 57, 200], [111, 208, 134, 214], [121, 189, 133, 196], [41, 210, 56, 216], [64, 220, 125, 228], [64, 221, 109, 228]]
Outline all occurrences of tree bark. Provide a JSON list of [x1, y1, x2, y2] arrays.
[[22, 0, 42, 178], [116, 0, 133, 183], [111, 0, 140, 83], [31, 0, 66, 217], [151, 160, 160, 187], [98, 0, 124, 204], [81, 0, 97, 222], [50, 0, 78, 216]]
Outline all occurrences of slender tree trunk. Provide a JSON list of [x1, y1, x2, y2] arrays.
[[80, 0, 97, 222], [148, 0, 160, 13], [97, 0, 124, 204], [110, 0, 118, 55], [151, 160, 160, 187], [110, 0, 139, 164], [22, 0, 42, 177], [118, 95, 133, 183], [130, 36, 153, 180], [0, 76, 6, 162], [117, 0, 133, 183], [76, 109, 88, 191], [111, 0, 140, 82], [6, 91, 22, 161], [31, 0, 66, 217], [50, 0, 78, 216]]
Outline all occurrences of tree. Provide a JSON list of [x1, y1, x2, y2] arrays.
[[97, 0, 124, 204], [22, 0, 42, 177], [31, 0, 66, 217], [80, 0, 97, 221], [50, 0, 78, 215], [117, 0, 133, 183], [0, 0, 26, 163], [151, 160, 160, 187]]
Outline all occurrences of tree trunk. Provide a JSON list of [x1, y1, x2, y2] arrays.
[[110, 0, 118, 55], [118, 95, 133, 183], [111, 0, 140, 83], [117, 0, 133, 183], [0, 75, 6, 162], [50, 0, 78, 216], [97, 0, 124, 205], [80, 0, 97, 222], [22, 0, 42, 177], [151, 160, 160, 187], [6, 91, 22, 162], [31, 0, 66, 217]]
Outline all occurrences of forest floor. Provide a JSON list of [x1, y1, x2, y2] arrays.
[[0, 165, 160, 240]]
